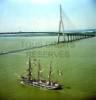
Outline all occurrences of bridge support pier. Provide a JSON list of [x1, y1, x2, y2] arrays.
[[57, 32, 95, 43], [67, 34, 70, 42], [58, 33, 60, 43]]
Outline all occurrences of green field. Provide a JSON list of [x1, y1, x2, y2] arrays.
[[0, 36, 96, 100]]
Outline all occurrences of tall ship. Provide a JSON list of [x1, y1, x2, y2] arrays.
[[20, 57, 63, 90]]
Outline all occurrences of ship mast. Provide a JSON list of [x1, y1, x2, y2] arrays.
[[37, 60, 41, 82], [48, 62, 52, 85], [27, 57, 32, 81]]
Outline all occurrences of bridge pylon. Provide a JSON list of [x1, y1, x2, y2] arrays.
[[58, 4, 65, 43]]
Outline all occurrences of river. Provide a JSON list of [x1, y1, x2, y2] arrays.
[[0, 36, 96, 100]]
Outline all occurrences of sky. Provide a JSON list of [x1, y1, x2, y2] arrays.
[[0, 0, 96, 32]]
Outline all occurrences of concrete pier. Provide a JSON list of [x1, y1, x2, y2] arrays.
[[57, 33, 95, 43]]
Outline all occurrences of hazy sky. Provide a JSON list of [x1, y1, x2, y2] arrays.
[[0, 0, 96, 32]]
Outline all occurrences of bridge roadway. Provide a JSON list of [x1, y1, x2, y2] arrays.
[[0, 31, 95, 36], [0, 32, 57, 34], [0, 31, 95, 42]]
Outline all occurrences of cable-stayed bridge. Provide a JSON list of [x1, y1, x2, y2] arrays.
[[0, 5, 95, 43]]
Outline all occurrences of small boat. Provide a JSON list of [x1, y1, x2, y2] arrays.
[[20, 57, 63, 90]]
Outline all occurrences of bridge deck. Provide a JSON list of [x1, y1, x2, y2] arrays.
[[0, 32, 95, 36]]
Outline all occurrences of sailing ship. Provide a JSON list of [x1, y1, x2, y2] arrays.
[[20, 57, 63, 90]]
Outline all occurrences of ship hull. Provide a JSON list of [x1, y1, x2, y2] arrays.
[[20, 77, 63, 90]]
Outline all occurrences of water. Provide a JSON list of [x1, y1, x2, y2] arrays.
[[0, 36, 96, 100]]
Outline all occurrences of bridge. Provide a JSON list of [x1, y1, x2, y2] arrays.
[[0, 5, 95, 43]]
